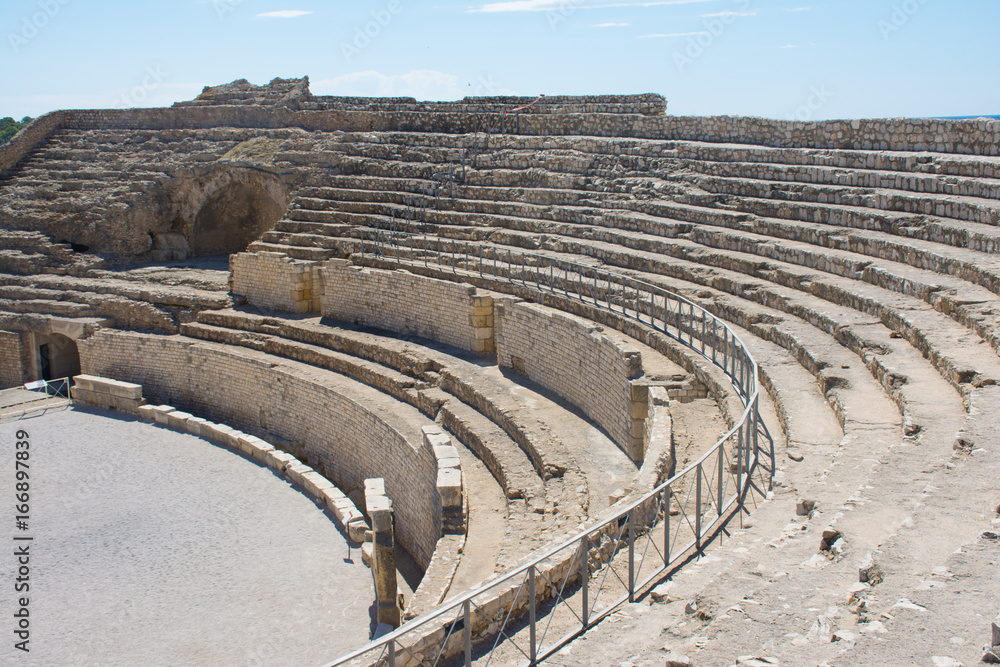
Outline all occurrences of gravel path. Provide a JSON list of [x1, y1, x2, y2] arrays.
[[0, 405, 372, 667]]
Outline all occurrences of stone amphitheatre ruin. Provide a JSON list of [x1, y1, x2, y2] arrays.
[[1, 75, 999, 666]]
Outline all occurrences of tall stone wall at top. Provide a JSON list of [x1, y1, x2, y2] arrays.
[[4, 106, 996, 161]]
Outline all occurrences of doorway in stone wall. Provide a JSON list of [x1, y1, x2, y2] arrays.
[[37, 333, 80, 381]]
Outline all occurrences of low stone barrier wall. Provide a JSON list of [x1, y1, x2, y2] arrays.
[[77, 330, 441, 569], [494, 298, 648, 462], [230, 251, 321, 313], [322, 260, 494, 355], [71, 375, 146, 413]]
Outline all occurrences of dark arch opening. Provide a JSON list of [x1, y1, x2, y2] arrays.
[[190, 179, 284, 256], [37, 333, 80, 381]]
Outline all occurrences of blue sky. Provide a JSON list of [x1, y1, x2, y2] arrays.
[[2, 0, 998, 120]]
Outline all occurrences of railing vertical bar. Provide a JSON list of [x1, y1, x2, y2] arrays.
[[579, 536, 590, 627], [663, 486, 671, 566], [718, 432, 725, 516], [388, 639, 395, 667], [695, 463, 703, 553], [627, 510, 635, 603], [529, 565, 537, 664], [464, 600, 472, 666], [701, 310, 707, 355]]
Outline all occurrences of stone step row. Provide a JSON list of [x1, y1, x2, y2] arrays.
[[692, 173, 1000, 226], [279, 172, 1000, 309], [308, 139, 1000, 218], [681, 158, 1000, 200], [403, 223, 1000, 402], [280, 130, 1000, 180], [260, 190, 1000, 368], [354, 235, 972, 455]]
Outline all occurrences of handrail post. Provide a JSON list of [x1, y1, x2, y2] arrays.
[[718, 432, 725, 516], [627, 509, 635, 603], [579, 536, 589, 627], [695, 463, 703, 553], [464, 599, 472, 666], [529, 565, 537, 664], [388, 639, 395, 667], [663, 485, 671, 566]]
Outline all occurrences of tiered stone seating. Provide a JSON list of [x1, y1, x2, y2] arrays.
[[3, 81, 999, 663], [178, 307, 682, 579], [247, 125, 1000, 660]]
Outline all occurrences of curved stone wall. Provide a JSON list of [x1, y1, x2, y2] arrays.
[[76, 329, 441, 569], [493, 298, 647, 461], [321, 259, 494, 355]]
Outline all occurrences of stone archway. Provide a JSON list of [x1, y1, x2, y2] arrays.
[[189, 175, 286, 256]]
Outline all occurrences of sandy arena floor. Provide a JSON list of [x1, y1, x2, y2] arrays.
[[0, 404, 372, 667]]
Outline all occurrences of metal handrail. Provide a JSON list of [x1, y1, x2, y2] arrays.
[[0, 377, 73, 419], [324, 227, 773, 667]]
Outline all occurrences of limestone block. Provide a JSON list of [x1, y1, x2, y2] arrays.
[[150, 405, 176, 425], [286, 461, 312, 487], [301, 471, 334, 499], [185, 417, 209, 437], [99, 378, 143, 400], [365, 478, 386, 498], [265, 449, 296, 473], [137, 404, 157, 422], [437, 468, 463, 508], [347, 517, 368, 544], [166, 410, 194, 430]]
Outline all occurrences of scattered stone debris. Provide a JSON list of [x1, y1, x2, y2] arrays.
[[664, 652, 693, 667], [795, 498, 816, 516], [650, 582, 677, 604], [819, 526, 842, 552], [735, 656, 780, 667], [858, 553, 883, 585]]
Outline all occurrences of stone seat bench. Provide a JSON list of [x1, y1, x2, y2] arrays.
[[395, 224, 1000, 401], [682, 158, 1000, 199], [279, 171, 1000, 313], [692, 173, 1000, 225]]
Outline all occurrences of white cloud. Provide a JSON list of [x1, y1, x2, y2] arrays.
[[784, 6, 811, 11], [594, 22, 630, 26], [312, 70, 468, 100], [471, 0, 713, 13], [256, 10, 313, 18], [637, 31, 707, 38], [778, 44, 799, 48]]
